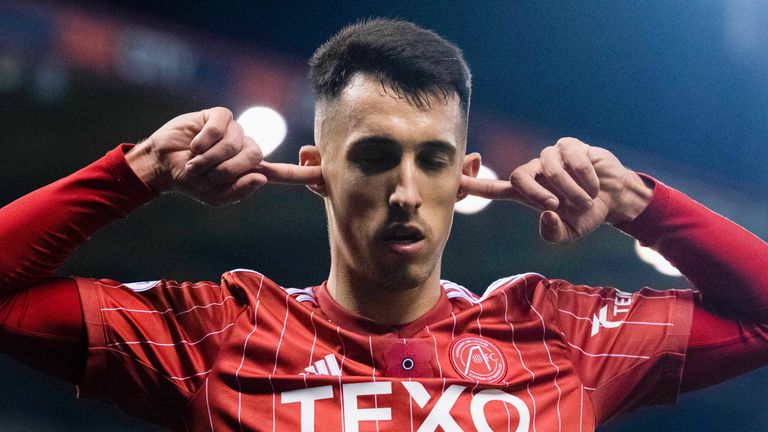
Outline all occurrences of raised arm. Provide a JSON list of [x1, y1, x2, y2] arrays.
[[0, 107, 322, 292], [0, 107, 322, 385], [459, 137, 768, 315], [461, 137, 768, 393]]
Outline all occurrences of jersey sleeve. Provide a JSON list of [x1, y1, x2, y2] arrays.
[[74, 276, 247, 428], [549, 281, 694, 424]]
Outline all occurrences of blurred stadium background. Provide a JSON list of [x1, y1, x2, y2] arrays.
[[1, 0, 767, 430]]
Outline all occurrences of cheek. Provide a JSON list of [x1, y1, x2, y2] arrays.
[[330, 175, 385, 229], [422, 180, 460, 230]]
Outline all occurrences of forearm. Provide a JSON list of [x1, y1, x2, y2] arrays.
[[618, 177, 768, 320], [0, 144, 156, 292]]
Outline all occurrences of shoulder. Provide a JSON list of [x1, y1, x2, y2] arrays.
[[222, 268, 320, 308], [443, 273, 553, 303], [441, 273, 556, 314]]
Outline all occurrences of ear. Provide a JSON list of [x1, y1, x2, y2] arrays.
[[457, 152, 481, 201], [299, 145, 327, 197]]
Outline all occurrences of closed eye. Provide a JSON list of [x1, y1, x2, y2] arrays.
[[347, 137, 401, 174], [418, 145, 456, 172]]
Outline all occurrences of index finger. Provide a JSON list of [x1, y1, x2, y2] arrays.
[[257, 161, 323, 185], [461, 175, 525, 202]]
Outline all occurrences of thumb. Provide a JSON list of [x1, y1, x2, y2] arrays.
[[539, 211, 571, 244]]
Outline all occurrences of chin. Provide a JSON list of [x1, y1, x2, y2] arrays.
[[370, 263, 433, 291]]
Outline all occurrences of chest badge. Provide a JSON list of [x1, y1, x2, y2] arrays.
[[449, 335, 507, 383]]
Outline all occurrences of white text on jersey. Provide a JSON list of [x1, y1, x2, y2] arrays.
[[281, 381, 530, 432]]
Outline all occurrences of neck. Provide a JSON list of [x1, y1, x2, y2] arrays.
[[326, 261, 442, 326]]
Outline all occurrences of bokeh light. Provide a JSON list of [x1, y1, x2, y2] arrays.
[[236, 106, 287, 157], [634, 240, 682, 277]]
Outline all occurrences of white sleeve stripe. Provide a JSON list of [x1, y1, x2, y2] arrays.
[[557, 287, 682, 300], [293, 294, 318, 305], [563, 339, 651, 359], [284, 287, 318, 305], [167, 368, 213, 381], [228, 268, 264, 276], [101, 296, 236, 316], [557, 308, 673, 327], [445, 290, 478, 304], [95, 280, 222, 290], [106, 322, 235, 347]]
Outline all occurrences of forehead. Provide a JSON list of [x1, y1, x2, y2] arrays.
[[315, 74, 465, 151]]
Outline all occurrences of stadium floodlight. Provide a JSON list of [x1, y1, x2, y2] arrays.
[[634, 240, 682, 277], [236, 106, 287, 157], [455, 165, 498, 215]]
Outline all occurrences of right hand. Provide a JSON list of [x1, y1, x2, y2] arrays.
[[126, 107, 323, 207]]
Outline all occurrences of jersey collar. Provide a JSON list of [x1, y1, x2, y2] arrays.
[[315, 281, 453, 338]]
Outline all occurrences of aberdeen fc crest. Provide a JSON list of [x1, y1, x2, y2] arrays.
[[449, 335, 507, 383]]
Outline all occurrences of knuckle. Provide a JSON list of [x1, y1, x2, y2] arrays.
[[542, 166, 565, 181], [555, 137, 581, 148], [569, 162, 592, 174], [247, 143, 263, 163], [212, 106, 233, 119], [508, 168, 525, 184], [219, 140, 238, 156], [206, 126, 223, 141]]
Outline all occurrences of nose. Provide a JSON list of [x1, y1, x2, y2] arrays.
[[388, 158, 423, 213]]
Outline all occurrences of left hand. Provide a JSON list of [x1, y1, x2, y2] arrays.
[[461, 137, 653, 243]]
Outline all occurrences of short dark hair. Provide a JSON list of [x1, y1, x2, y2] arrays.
[[309, 18, 472, 115]]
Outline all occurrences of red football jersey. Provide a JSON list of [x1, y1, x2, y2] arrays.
[[76, 270, 692, 431]]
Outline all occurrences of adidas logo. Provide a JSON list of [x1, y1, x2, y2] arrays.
[[302, 354, 341, 376]]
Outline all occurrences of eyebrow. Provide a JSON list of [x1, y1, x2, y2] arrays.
[[347, 135, 458, 155]]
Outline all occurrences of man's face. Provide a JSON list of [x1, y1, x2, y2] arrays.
[[311, 74, 477, 290]]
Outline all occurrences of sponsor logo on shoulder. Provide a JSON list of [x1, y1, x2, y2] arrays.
[[591, 291, 633, 336]]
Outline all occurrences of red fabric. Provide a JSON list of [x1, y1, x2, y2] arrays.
[[0, 144, 155, 383], [0, 278, 84, 383], [74, 271, 687, 430], [682, 305, 768, 392], [0, 277, 756, 396], [0, 145, 767, 428], [0, 143, 156, 292]]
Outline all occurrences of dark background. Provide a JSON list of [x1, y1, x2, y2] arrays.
[[1, 0, 767, 430]]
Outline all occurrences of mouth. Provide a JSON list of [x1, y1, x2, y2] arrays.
[[376, 224, 426, 255]]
